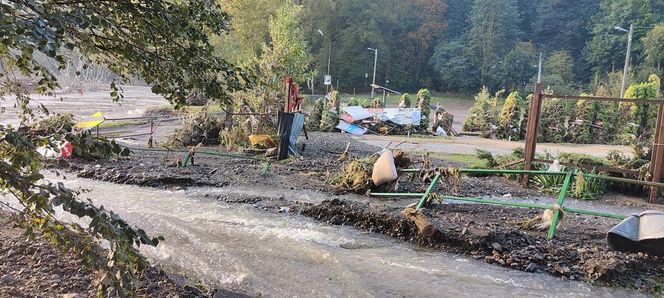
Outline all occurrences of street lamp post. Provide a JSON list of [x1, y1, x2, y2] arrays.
[[318, 29, 332, 93], [537, 53, 543, 83], [615, 24, 634, 98], [367, 47, 377, 98], [614, 24, 655, 98]]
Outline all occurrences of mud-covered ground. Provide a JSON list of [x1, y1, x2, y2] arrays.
[[53, 132, 664, 294], [0, 213, 249, 298]]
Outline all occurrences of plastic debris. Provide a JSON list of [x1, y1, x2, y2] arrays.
[[371, 149, 398, 186], [608, 210, 664, 256]]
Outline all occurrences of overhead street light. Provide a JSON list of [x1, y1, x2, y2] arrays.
[[318, 29, 332, 93], [614, 24, 634, 98], [367, 47, 377, 98], [614, 24, 655, 98], [614, 26, 629, 33]]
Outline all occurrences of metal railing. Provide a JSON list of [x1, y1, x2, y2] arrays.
[[92, 116, 164, 147], [367, 168, 658, 239]]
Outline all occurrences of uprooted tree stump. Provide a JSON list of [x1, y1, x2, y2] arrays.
[[400, 207, 438, 238]]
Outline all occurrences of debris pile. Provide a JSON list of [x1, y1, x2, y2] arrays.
[[164, 107, 221, 148], [29, 113, 75, 134], [319, 91, 340, 132], [333, 155, 378, 193], [393, 150, 412, 168], [29, 113, 130, 160], [332, 147, 419, 193], [335, 105, 422, 136], [219, 126, 248, 151], [419, 166, 462, 194], [432, 106, 457, 136]]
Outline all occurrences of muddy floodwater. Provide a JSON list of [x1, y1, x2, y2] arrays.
[[25, 174, 644, 298]]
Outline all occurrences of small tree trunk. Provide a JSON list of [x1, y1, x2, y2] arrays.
[[401, 207, 437, 238], [224, 104, 234, 129]]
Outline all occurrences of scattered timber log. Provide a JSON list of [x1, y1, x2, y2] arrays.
[[339, 142, 351, 161], [401, 207, 437, 238]]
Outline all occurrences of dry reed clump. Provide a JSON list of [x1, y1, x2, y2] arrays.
[[163, 107, 221, 148], [333, 155, 379, 193]]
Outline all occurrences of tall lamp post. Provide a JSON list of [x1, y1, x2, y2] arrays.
[[318, 29, 332, 93], [615, 25, 633, 99], [614, 24, 654, 98], [367, 47, 378, 98]]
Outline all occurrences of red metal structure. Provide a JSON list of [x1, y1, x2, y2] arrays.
[[284, 76, 302, 113]]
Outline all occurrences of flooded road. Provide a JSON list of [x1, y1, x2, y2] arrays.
[[4, 174, 646, 297]]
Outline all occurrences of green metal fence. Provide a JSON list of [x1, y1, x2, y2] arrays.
[[368, 168, 647, 239]]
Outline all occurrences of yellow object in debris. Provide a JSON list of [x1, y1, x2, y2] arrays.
[[74, 111, 104, 129], [249, 134, 277, 148], [74, 119, 105, 130]]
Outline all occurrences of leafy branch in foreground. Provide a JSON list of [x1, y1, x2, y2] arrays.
[[0, 124, 162, 296], [1, 0, 254, 296], [1, 0, 253, 108]]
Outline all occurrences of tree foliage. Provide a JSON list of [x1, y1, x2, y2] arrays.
[[643, 24, 664, 70], [584, 0, 664, 76], [230, 3, 313, 133], [475, 74, 663, 146], [466, 0, 520, 87], [501, 42, 537, 91], [0, 0, 252, 295], [297, 0, 447, 92], [463, 87, 494, 133], [215, 0, 287, 62], [497, 91, 523, 140], [0, 121, 160, 296], [416, 88, 432, 129], [540, 50, 576, 95], [210, 0, 664, 93], [0, 0, 253, 108], [428, 0, 662, 93]]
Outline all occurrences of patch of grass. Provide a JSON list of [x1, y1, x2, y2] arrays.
[[430, 152, 487, 168], [142, 105, 181, 117], [98, 119, 147, 128], [142, 104, 225, 117], [181, 104, 224, 115]]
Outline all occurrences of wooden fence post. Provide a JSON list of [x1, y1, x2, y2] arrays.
[[522, 83, 542, 185], [649, 103, 664, 203]]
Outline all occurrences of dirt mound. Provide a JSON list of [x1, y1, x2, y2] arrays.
[[73, 161, 229, 188], [302, 199, 425, 243], [301, 198, 663, 291]]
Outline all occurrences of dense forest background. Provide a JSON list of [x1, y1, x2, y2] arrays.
[[214, 0, 664, 96]]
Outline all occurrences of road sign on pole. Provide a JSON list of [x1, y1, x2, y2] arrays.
[[324, 75, 332, 86]]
